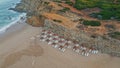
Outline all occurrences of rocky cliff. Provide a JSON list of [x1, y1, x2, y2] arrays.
[[14, 0, 120, 57], [14, 0, 52, 26]]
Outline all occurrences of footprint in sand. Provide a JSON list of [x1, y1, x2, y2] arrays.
[[0, 45, 44, 68]]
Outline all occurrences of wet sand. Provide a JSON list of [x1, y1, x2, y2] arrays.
[[0, 23, 120, 68]]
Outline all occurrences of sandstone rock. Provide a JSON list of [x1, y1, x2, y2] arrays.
[[26, 15, 44, 27], [13, 0, 120, 57]]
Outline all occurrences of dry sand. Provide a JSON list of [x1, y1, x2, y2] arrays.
[[0, 23, 120, 68]]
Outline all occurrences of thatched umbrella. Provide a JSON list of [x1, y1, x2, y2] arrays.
[[42, 29, 47, 34], [58, 45, 66, 52], [73, 45, 80, 53], [80, 43, 87, 50], [51, 42, 59, 48], [64, 42, 71, 48]]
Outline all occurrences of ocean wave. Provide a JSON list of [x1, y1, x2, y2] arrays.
[[0, 13, 26, 34]]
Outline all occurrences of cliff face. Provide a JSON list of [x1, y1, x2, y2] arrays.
[[14, 0, 120, 57], [15, 0, 43, 12], [14, 0, 51, 26], [26, 15, 45, 27]]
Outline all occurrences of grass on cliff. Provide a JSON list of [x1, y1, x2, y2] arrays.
[[65, 0, 74, 6], [82, 20, 101, 26], [53, 19, 62, 23], [109, 31, 120, 40], [73, 0, 120, 20], [59, 7, 70, 12]]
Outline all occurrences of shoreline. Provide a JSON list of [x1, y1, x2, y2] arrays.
[[0, 19, 41, 56], [0, 13, 26, 34], [0, 17, 120, 68], [0, 21, 27, 43], [0, 0, 120, 67]]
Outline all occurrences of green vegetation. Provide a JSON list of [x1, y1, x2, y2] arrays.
[[74, 0, 99, 9], [65, 0, 74, 6], [44, 2, 50, 5], [53, 0, 62, 3], [53, 19, 62, 23], [109, 31, 120, 40], [59, 7, 70, 12], [73, 0, 120, 20], [82, 20, 101, 26]]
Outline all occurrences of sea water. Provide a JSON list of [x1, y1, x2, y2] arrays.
[[0, 0, 26, 33]]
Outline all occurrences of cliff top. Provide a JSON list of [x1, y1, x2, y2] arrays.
[[43, 13, 77, 29]]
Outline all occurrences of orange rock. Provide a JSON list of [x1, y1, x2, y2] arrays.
[[26, 16, 44, 27]]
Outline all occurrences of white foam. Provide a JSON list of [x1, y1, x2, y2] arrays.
[[0, 13, 26, 34]]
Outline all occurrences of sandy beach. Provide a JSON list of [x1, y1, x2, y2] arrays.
[[0, 23, 120, 68]]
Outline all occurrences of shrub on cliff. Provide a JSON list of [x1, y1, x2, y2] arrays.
[[109, 31, 120, 40], [53, 19, 62, 23], [73, 0, 120, 20], [59, 7, 70, 12], [65, 0, 74, 6], [82, 20, 101, 26]]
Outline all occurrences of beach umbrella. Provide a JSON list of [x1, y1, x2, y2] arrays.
[[42, 30, 48, 34], [88, 47, 95, 53], [58, 45, 66, 52], [53, 34, 59, 38], [42, 34, 47, 38], [54, 39, 59, 43], [47, 31, 52, 34], [41, 33, 46, 36], [52, 38, 60, 45], [73, 45, 80, 53], [40, 37, 44, 41], [48, 40, 54, 45], [91, 48, 98, 54], [67, 40, 72, 44], [64, 42, 72, 48], [40, 36, 47, 42], [58, 40, 66, 45], [47, 37, 54, 45], [51, 42, 58, 48], [46, 35, 52, 39], [46, 38, 50, 42], [49, 32, 54, 36], [81, 50, 89, 56], [42, 30, 47, 33], [81, 50, 85, 56], [84, 52, 89, 56], [48, 37, 53, 41], [59, 36, 65, 40], [52, 38, 58, 41], [75, 44, 79, 46], [42, 29, 46, 32], [80, 43, 87, 50]]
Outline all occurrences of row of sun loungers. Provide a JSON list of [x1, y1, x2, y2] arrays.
[[38, 29, 98, 56]]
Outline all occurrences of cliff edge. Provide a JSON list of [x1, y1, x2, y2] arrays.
[[13, 0, 120, 57]]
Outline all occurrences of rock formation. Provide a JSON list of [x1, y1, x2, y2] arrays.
[[13, 0, 120, 57]]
